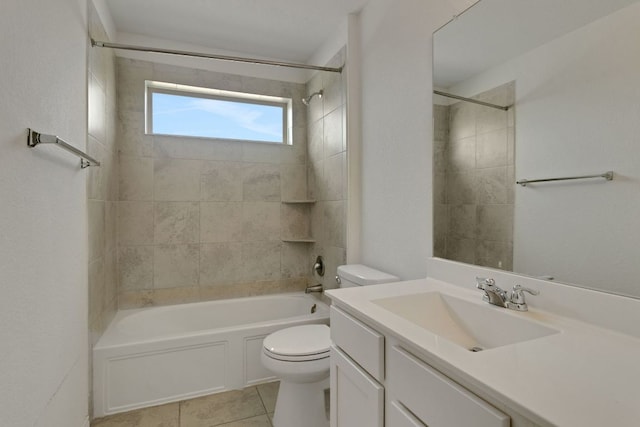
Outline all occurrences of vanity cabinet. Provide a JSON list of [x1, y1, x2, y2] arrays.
[[387, 345, 509, 427], [330, 306, 384, 427], [330, 305, 515, 427]]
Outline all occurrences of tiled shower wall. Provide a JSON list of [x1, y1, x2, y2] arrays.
[[116, 59, 312, 308], [87, 1, 118, 344], [433, 82, 515, 270], [306, 49, 347, 291]]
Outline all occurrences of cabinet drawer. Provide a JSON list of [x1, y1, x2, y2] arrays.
[[330, 345, 384, 427], [388, 346, 510, 427], [388, 401, 427, 427], [330, 306, 384, 381]]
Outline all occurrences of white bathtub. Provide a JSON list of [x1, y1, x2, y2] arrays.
[[93, 293, 329, 417]]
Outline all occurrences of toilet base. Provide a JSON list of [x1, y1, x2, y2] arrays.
[[273, 378, 329, 427]]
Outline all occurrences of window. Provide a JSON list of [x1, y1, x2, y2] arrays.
[[146, 81, 292, 145]]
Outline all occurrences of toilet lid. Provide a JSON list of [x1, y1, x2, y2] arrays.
[[263, 324, 330, 358]]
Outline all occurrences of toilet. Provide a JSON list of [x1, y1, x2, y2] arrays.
[[261, 264, 399, 427]]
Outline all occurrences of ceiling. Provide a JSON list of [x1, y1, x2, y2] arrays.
[[104, 0, 371, 63], [434, 0, 640, 88]]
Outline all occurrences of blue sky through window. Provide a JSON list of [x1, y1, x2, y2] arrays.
[[152, 92, 284, 143]]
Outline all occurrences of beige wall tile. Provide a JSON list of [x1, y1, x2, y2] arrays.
[[242, 163, 281, 201], [448, 204, 476, 240], [476, 240, 513, 271], [119, 156, 153, 201], [446, 171, 477, 204], [446, 237, 476, 264], [117, 202, 154, 245], [476, 205, 513, 242], [89, 200, 105, 262], [154, 158, 202, 201], [241, 241, 282, 282], [324, 201, 345, 248], [153, 287, 200, 306], [449, 102, 477, 142], [154, 202, 200, 244], [280, 204, 310, 240], [322, 71, 344, 116], [448, 136, 476, 172], [105, 201, 117, 253], [87, 137, 106, 200], [153, 135, 243, 161], [200, 202, 242, 242], [324, 153, 344, 201], [242, 202, 281, 241], [117, 113, 153, 158], [200, 242, 243, 285], [118, 246, 153, 291], [322, 246, 346, 291], [201, 161, 243, 202], [118, 290, 154, 309], [477, 167, 507, 204], [476, 128, 507, 169], [153, 244, 199, 288], [323, 106, 343, 158], [89, 258, 104, 325], [280, 164, 307, 201], [281, 243, 310, 279], [104, 248, 117, 307], [308, 119, 324, 164]]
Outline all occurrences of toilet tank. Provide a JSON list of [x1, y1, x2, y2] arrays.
[[337, 264, 399, 288]]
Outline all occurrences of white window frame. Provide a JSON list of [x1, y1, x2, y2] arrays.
[[145, 80, 293, 145]]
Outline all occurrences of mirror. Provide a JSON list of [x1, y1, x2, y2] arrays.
[[433, 0, 640, 298]]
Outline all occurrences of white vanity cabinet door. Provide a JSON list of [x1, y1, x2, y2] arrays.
[[330, 306, 384, 381], [330, 345, 384, 427], [388, 346, 510, 427], [388, 401, 427, 427]]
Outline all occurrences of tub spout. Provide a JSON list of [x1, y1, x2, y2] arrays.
[[305, 284, 324, 294]]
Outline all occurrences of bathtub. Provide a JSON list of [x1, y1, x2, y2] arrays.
[[93, 293, 329, 417]]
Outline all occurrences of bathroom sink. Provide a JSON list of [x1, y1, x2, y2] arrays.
[[372, 292, 559, 351]]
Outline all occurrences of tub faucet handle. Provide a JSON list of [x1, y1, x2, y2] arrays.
[[313, 256, 325, 277]]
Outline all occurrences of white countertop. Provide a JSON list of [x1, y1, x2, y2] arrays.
[[326, 278, 640, 426]]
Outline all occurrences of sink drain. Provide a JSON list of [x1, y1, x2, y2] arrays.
[[469, 346, 484, 352]]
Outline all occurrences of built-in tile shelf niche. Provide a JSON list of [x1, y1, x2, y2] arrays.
[[281, 200, 316, 243]]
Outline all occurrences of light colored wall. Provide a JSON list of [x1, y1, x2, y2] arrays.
[[434, 83, 515, 270], [116, 59, 310, 308], [449, 3, 640, 296], [306, 49, 348, 290], [0, 0, 89, 426], [357, 0, 463, 280]]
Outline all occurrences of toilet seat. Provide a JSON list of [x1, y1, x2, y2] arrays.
[[263, 324, 330, 362]]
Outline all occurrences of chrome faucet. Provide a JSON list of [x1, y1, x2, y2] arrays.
[[305, 284, 324, 294], [475, 277, 539, 311]]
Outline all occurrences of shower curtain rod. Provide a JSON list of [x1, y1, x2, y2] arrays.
[[91, 40, 343, 73], [434, 90, 510, 111]]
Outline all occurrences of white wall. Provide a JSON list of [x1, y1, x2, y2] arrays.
[[450, 3, 640, 297], [357, 0, 466, 279], [0, 1, 89, 426]]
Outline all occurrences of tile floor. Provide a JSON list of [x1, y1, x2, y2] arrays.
[[91, 382, 279, 427]]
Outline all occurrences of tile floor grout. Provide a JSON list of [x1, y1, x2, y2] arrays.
[[92, 381, 279, 427]]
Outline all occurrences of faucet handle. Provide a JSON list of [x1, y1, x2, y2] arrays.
[[476, 277, 495, 290], [507, 285, 539, 311]]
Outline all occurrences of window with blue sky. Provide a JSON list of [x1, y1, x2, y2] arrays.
[[147, 81, 291, 144]]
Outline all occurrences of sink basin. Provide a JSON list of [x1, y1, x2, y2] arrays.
[[372, 292, 559, 351]]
